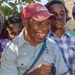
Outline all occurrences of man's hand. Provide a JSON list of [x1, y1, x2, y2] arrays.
[[27, 63, 52, 75], [37, 63, 52, 75]]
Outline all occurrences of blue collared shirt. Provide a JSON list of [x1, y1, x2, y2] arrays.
[[48, 30, 75, 75], [0, 29, 68, 75]]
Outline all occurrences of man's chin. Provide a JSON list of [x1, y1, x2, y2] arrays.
[[36, 38, 46, 43]]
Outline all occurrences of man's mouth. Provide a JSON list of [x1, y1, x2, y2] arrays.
[[37, 33, 46, 38]]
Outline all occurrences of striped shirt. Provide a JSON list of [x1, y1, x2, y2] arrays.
[[48, 30, 75, 75]]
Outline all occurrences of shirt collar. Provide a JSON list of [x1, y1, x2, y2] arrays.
[[17, 28, 44, 47], [64, 30, 71, 37], [17, 28, 27, 47], [48, 30, 71, 38], [47, 30, 56, 37]]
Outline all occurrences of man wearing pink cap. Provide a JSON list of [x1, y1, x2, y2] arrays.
[[1, 3, 68, 75]]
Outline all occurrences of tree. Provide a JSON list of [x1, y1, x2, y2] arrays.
[[0, 0, 41, 19]]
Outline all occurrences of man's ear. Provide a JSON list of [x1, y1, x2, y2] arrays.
[[22, 19, 28, 28]]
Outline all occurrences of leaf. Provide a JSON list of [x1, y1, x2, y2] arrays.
[[22, 0, 25, 2], [25, 0, 35, 3], [0, 0, 48, 19], [8, 2, 15, 7], [36, 0, 41, 2], [20, 6, 23, 11]]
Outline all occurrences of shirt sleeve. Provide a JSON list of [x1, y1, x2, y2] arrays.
[[0, 42, 18, 75]]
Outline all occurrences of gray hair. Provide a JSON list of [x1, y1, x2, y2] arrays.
[[0, 10, 4, 24]]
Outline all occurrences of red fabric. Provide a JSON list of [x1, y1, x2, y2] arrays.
[[22, 3, 56, 21]]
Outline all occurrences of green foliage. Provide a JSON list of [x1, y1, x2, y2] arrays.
[[8, 2, 15, 7], [25, 0, 34, 3], [0, 0, 42, 19], [36, 0, 41, 2]]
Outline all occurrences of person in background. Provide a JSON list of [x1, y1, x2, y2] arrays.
[[0, 16, 24, 63], [0, 11, 8, 39], [48, 0, 65, 4], [0, 10, 9, 73], [64, 2, 75, 36], [72, 3, 75, 20], [1, 3, 68, 75], [45, 1, 75, 75], [0, 11, 8, 59], [46, 0, 71, 22], [0, 11, 4, 34], [5, 16, 24, 40]]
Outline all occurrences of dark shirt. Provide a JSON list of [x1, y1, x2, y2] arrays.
[[0, 39, 9, 52], [0, 31, 9, 52], [0, 31, 8, 39]]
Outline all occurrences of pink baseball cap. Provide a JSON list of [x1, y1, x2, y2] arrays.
[[22, 3, 56, 21]]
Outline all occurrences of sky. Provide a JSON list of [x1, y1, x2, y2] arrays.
[[37, 0, 48, 5]]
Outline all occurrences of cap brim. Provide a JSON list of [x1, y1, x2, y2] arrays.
[[31, 11, 56, 22]]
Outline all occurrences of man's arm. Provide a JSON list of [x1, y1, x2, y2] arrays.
[[1, 44, 18, 75]]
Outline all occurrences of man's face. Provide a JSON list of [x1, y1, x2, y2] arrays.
[[26, 18, 51, 44]]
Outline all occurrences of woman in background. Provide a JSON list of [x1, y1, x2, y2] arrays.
[[45, 1, 75, 75]]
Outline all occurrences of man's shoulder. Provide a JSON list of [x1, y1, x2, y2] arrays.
[[11, 30, 25, 47], [46, 37, 58, 48], [5, 36, 20, 51], [11, 36, 19, 45], [46, 37, 56, 44]]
